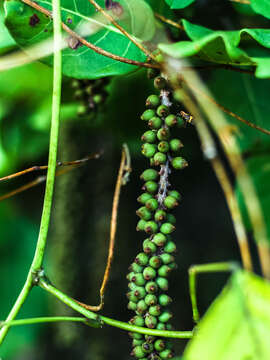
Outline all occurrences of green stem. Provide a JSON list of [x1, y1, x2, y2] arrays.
[[0, 0, 62, 345], [189, 262, 239, 324], [1, 317, 87, 328], [39, 279, 193, 339]]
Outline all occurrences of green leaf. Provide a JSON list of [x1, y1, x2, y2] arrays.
[[184, 270, 270, 360], [207, 69, 270, 154], [165, 0, 195, 9], [0, 10, 16, 54], [251, 0, 270, 19], [4, 0, 155, 79], [236, 155, 270, 240], [159, 20, 270, 78]]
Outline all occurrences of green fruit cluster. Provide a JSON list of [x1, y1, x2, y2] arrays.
[[127, 72, 188, 359], [71, 78, 109, 116]]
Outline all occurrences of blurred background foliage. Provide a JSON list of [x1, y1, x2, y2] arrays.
[[0, 0, 270, 359]]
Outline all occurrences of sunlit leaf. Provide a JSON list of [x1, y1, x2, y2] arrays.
[[164, 0, 195, 9], [250, 0, 270, 19]]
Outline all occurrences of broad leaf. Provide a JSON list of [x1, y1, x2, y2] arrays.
[[251, 0, 270, 19], [184, 270, 270, 360], [236, 155, 270, 239], [159, 20, 270, 78], [4, 0, 155, 79], [165, 0, 195, 9], [0, 10, 16, 54]]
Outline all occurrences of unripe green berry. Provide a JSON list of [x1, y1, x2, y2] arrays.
[[141, 130, 157, 143], [166, 324, 173, 331], [156, 105, 169, 117], [166, 213, 176, 224], [144, 221, 158, 234], [158, 141, 170, 153], [145, 281, 158, 294], [160, 253, 175, 265], [160, 223, 176, 234], [170, 138, 184, 152], [153, 152, 167, 166], [149, 304, 162, 316], [77, 104, 88, 116], [145, 198, 159, 211], [158, 308, 173, 322], [131, 345, 145, 358], [127, 291, 139, 303], [142, 342, 154, 353], [154, 339, 166, 352], [148, 117, 162, 130], [143, 266, 157, 280], [128, 301, 137, 311], [154, 210, 167, 222], [143, 240, 157, 254], [141, 109, 155, 121], [145, 314, 158, 329], [157, 127, 170, 141], [136, 300, 148, 315], [136, 219, 147, 232], [149, 255, 162, 268], [129, 262, 144, 273], [140, 169, 159, 181], [159, 349, 174, 359], [133, 286, 147, 299], [156, 322, 166, 330], [131, 273, 146, 286], [137, 193, 153, 204], [136, 206, 152, 221], [128, 282, 137, 290], [164, 241, 177, 253], [130, 315, 145, 327], [147, 68, 160, 79], [127, 272, 135, 281], [146, 95, 161, 108], [132, 339, 144, 347], [93, 94, 103, 104], [168, 190, 181, 201], [165, 114, 177, 127], [156, 277, 169, 291], [129, 332, 143, 340], [159, 294, 172, 307], [143, 181, 158, 194], [168, 262, 177, 270], [145, 294, 157, 306], [141, 143, 156, 158], [152, 233, 167, 247], [171, 156, 188, 170], [135, 252, 149, 266], [158, 265, 172, 277], [154, 76, 167, 90], [145, 335, 156, 343], [164, 196, 179, 209]]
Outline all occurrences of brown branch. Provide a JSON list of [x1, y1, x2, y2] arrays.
[[0, 154, 100, 182], [88, 0, 155, 61], [20, 0, 160, 70], [75, 144, 131, 311], [154, 13, 184, 30], [230, 0, 250, 4]]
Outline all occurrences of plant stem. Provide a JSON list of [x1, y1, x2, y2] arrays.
[[0, 0, 62, 344], [1, 317, 88, 328], [39, 278, 193, 339]]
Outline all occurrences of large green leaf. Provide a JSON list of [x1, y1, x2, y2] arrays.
[[159, 20, 270, 78], [236, 155, 270, 240], [207, 69, 270, 154], [251, 0, 270, 19], [0, 9, 16, 54], [164, 0, 195, 9], [184, 270, 270, 360], [4, 0, 155, 79]]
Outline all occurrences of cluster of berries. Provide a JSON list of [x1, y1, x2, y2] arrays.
[[71, 78, 109, 116], [127, 71, 188, 360]]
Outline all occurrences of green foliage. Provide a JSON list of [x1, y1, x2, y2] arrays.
[[184, 270, 270, 360], [4, 0, 155, 79], [164, 0, 195, 9], [159, 20, 270, 78], [0, 11, 16, 54], [250, 0, 270, 18]]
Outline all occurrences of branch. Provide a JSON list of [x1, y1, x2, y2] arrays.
[[39, 277, 193, 339], [20, 0, 160, 70], [154, 13, 184, 30], [0, 0, 62, 343], [75, 144, 132, 311]]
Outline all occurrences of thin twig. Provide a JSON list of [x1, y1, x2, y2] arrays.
[[88, 0, 155, 61], [20, 0, 160, 70], [75, 144, 132, 311], [154, 12, 184, 30], [182, 92, 253, 272], [230, 0, 250, 4]]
